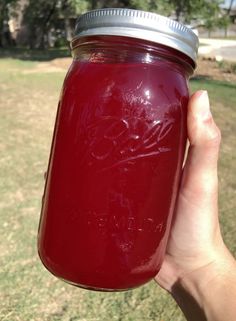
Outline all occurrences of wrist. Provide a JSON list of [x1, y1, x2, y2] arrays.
[[171, 246, 236, 321], [174, 246, 235, 295]]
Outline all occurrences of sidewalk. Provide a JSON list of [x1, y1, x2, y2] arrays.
[[198, 38, 236, 62]]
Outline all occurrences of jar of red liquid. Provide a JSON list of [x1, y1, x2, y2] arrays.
[[38, 8, 198, 291]]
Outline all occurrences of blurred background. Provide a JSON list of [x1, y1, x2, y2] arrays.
[[0, 0, 236, 49], [0, 1, 236, 321]]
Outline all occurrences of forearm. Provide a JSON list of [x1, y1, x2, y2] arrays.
[[171, 247, 236, 321]]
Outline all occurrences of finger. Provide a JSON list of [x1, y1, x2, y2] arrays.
[[181, 90, 221, 201]]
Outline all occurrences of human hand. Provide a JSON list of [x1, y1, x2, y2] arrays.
[[155, 91, 236, 321]]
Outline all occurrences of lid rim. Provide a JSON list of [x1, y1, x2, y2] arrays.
[[73, 8, 199, 65]]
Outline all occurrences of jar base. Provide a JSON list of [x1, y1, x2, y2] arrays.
[[38, 249, 153, 292], [59, 276, 149, 292]]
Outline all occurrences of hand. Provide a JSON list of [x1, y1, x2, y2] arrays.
[[155, 91, 236, 321]]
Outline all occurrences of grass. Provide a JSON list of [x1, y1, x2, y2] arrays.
[[0, 47, 71, 61], [190, 79, 236, 252], [0, 57, 235, 321]]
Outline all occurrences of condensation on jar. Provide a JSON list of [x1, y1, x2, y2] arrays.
[[37, 8, 199, 291]]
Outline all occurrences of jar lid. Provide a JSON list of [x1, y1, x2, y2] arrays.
[[74, 8, 199, 65]]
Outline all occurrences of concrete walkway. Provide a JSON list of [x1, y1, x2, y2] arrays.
[[198, 38, 236, 62]]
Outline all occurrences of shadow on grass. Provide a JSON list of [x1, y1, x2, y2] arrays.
[[0, 47, 71, 61], [190, 76, 236, 89], [191, 75, 212, 81]]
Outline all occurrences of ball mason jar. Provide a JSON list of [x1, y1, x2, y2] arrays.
[[38, 8, 199, 291]]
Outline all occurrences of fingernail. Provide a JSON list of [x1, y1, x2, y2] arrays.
[[195, 90, 212, 120]]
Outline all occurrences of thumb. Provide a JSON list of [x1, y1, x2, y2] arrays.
[[181, 90, 221, 201]]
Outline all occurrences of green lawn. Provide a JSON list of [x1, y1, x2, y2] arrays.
[[0, 58, 235, 321]]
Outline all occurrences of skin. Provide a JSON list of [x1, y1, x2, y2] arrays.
[[155, 91, 236, 321]]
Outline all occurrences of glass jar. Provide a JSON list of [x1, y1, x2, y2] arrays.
[[38, 8, 198, 291]]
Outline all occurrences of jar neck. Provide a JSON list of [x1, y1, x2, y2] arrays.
[[71, 36, 195, 77]]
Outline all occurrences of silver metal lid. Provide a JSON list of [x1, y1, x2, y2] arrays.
[[74, 8, 199, 65]]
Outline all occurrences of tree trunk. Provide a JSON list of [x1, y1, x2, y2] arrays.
[[65, 18, 73, 42], [39, 0, 58, 49], [224, 26, 228, 38], [39, 30, 45, 49], [91, 0, 97, 10], [175, 4, 182, 22], [0, 29, 3, 47], [227, 0, 235, 15], [175, 9, 180, 21], [0, 2, 7, 48]]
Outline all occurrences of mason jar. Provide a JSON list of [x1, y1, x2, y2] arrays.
[[38, 8, 198, 291]]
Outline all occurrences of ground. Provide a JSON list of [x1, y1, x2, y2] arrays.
[[20, 55, 236, 82], [195, 57, 236, 82], [0, 55, 235, 321]]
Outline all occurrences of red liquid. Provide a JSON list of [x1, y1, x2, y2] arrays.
[[38, 52, 189, 290]]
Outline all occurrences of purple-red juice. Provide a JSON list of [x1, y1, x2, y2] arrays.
[[38, 52, 189, 290]]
